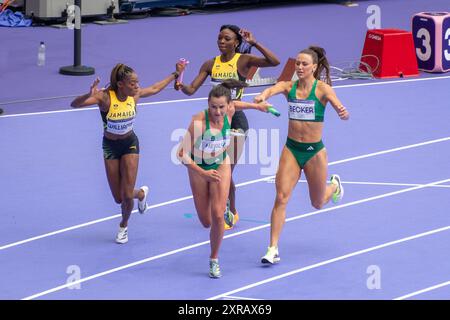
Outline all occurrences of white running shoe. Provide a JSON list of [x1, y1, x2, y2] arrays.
[[115, 227, 128, 244], [330, 174, 344, 204], [261, 246, 280, 264], [209, 259, 222, 278], [138, 186, 149, 214]]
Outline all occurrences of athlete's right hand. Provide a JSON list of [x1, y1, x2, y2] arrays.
[[202, 169, 221, 183], [174, 81, 184, 91], [90, 77, 102, 96]]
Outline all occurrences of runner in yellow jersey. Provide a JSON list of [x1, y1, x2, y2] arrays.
[[71, 62, 184, 244], [176, 24, 280, 230]]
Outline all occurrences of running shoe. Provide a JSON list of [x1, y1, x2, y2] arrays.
[[224, 209, 234, 230], [138, 186, 149, 214], [209, 259, 222, 278], [224, 199, 234, 230], [261, 246, 280, 264], [330, 174, 344, 204], [115, 227, 128, 244], [233, 210, 240, 225]]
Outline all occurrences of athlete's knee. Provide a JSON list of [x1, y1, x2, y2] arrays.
[[275, 191, 291, 206], [121, 192, 134, 206], [198, 213, 211, 228], [200, 220, 211, 228], [113, 196, 122, 204], [311, 200, 324, 210], [211, 204, 226, 219]]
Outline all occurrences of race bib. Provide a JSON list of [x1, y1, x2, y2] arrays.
[[288, 99, 316, 121]]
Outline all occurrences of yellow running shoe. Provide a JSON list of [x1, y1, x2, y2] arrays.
[[233, 211, 239, 225]]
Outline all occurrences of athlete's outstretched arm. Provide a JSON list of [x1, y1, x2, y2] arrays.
[[139, 62, 185, 98], [176, 59, 212, 96], [233, 100, 272, 112], [253, 80, 291, 103]]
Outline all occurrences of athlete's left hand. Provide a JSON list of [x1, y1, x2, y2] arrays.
[[175, 61, 186, 74], [338, 106, 349, 120], [239, 29, 257, 46]]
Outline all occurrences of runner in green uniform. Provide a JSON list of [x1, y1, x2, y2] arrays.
[[254, 46, 350, 264], [177, 80, 271, 278]]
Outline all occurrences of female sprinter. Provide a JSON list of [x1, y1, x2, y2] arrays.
[[177, 80, 271, 278], [176, 25, 280, 229], [254, 46, 349, 264], [71, 62, 184, 244]]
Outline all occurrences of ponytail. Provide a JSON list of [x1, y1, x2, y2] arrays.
[[300, 46, 332, 86], [208, 79, 248, 102], [109, 63, 135, 91]]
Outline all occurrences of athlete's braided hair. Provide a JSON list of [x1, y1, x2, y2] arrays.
[[300, 46, 332, 86], [109, 63, 135, 91]]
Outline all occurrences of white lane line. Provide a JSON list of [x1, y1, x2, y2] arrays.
[[328, 137, 450, 166], [221, 295, 264, 300], [2, 75, 450, 118], [0, 195, 194, 251], [334, 181, 450, 188], [1, 137, 449, 251], [393, 281, 450, 300], [208, 225, 450, 300], [21, 178, 450, 300], [267, 179, 450, 189]]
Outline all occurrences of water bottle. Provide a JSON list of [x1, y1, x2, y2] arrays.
[[37, 42, 46, 66]]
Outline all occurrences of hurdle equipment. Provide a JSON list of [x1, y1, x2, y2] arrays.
[[412, 12, 450, 73], [360, 29, 419, 78], [245, 66, 277, 87], [277, 58, 297, 82]]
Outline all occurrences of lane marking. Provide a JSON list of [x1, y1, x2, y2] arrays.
[[2, 75, 450, 118], [208, 225, 450, 300], [1, 137, 449, 251], [266, 179, 450, 189], [393, 281, 450, 300], [21, 178, 450, 300], [221, 295, 263, 300]]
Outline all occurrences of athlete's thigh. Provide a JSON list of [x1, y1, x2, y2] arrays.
[[303, 148, 328, 203], [188, 169, 211, 225], [275, 146, 302, 197], [119, 153, 139, 197]]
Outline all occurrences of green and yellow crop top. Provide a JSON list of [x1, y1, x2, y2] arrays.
[[288, 80, 326, 122]]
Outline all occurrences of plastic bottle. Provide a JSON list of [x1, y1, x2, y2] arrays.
[[37, 42, 46, 66]]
